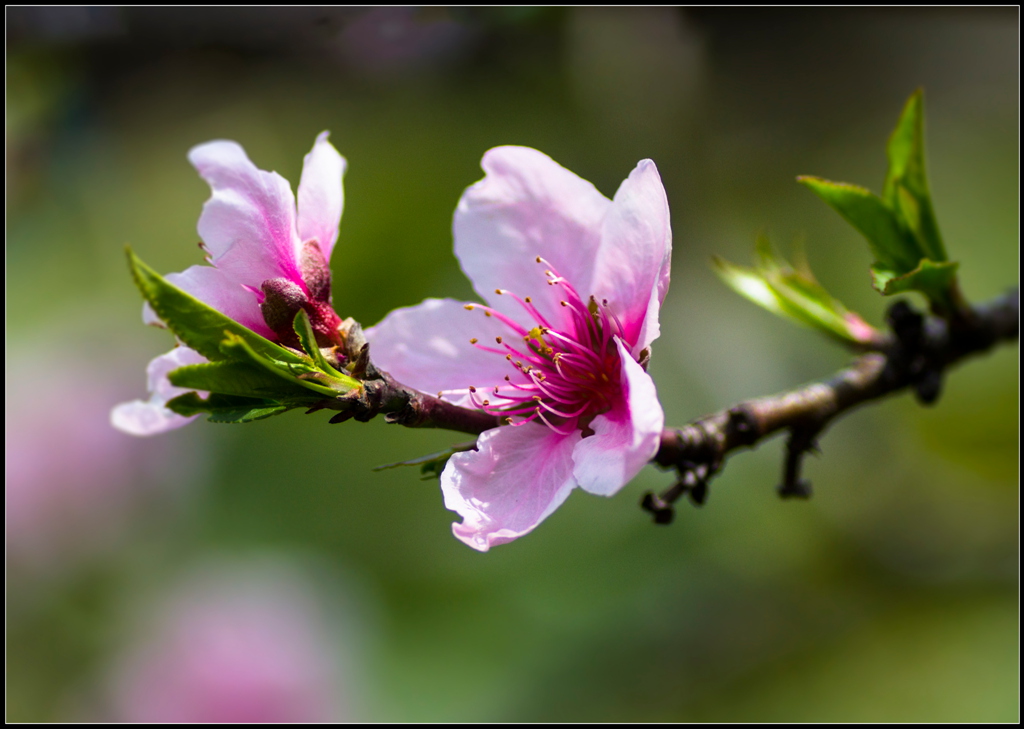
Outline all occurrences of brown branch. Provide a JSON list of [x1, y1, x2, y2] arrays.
[[644, 287, 1019, 520], [317, 322, 502, 434], [327, 288, 1017, 517]]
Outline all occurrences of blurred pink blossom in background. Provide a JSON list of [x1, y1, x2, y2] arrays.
[[336, 7, 475, 78], [105, 558, 353, 723], [6, 341, 198, 573]]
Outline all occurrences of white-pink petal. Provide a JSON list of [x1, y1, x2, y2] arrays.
[[442, 423, 581, 552], [297, 131, 346, 263], [364, 298, 526, 408], [572, 338, 664, 497], [453, 146, 611, 330], [111, 347, 209, 437], [188, 140, 304, 290], [142, 302, 165, 328], [592, 159, 672, 355], [164, 265, 274, 339]]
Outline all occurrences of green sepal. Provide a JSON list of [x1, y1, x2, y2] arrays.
[[871, 258, 960, 304], [165, 392, 295, 423], [796, 177, 920, 273], [713, 236, 879, 346], [292, 309, 353, 383], [883, 89, 947, 262], [219, 331, 357, 397], [126, 248, 306, 366], [167, 360, 318, 401], [373, 441, 478, 481]]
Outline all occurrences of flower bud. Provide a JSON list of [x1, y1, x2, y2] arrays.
[[300, 239, 333, 304], [260, 277, 309, 342]]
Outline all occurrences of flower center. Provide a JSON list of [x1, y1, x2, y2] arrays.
[[461, 257, 625, 435]]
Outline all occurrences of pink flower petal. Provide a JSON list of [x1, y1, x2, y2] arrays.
[[142, 302, 165, 328], [453, 146, 611, 329], [188, 140, 304, 290], [162, 265, 274, 339], [297, 132, 346, 264], [364, 298, 525, 407], [442, 423, 581, 552], [111, 347, 208, 436], [572, 338, 664, 496], [592, 159, 672, 355]]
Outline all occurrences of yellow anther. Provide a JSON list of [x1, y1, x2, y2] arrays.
[[560, 301, 568, 306], [484, 311, 492, 317], [495, 336, 503, 344], [535, 256, 542, 263], [469, 337, 478, 344], [524, 296, 532, 303], [505, 354, 512, 360], [495, 288, 503, 295]]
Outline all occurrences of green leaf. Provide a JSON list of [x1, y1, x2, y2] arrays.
[[796, 91, 958, 312], [712, 257, 785, 314], [797, 177, 921, 272], [165, 392, 294, 423], [871, 258, 959, 303], [126, 248, 309, 366], [219, 331, 357, 397], [713, 238, 879, 346], [884, 89, 947, 262], [373, 441, 478, 480], [167, 360, 319, 401], [128, 248, 362, 418]]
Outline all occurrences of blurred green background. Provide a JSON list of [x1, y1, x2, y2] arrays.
[[7, 7, 1018, 722]]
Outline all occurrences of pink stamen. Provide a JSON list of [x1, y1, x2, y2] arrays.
[[459, 254, 626, 435], [535, 409, 577, 435], [465, 304, 529, 336], [498, 289, 553, 329], [537, 399, 592, 419], [507, 410, 542, 427]]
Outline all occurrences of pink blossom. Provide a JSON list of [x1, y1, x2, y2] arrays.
[[8, 341, 197, 574], [112, 132, 347, 436], [367, 147, 671, 551], [337, 7, 474, 78], [105, 559, 351, 722]]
